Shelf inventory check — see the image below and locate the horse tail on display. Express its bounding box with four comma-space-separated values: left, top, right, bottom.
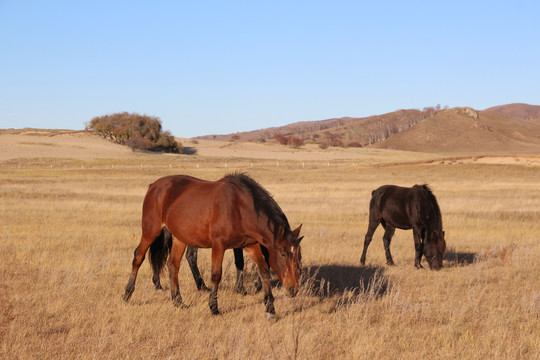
369, 187, 385, 212
149, 227, 172, 276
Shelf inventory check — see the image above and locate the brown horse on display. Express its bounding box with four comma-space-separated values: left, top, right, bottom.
123, 173, 303, 316
361, 185, 446, 270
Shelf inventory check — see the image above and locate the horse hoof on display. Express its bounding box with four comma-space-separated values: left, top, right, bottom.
172, 296, 184, 308
265, 313, 278, 322
122, 293, 132, 302
235, 286, 247, 295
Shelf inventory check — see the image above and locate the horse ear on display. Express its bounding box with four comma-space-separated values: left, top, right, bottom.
292, 224, 302, 237
297, 236, 304, 244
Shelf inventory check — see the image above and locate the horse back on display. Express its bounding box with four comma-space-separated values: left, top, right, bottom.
370, 184, 440, 230
369, 185, 410, 229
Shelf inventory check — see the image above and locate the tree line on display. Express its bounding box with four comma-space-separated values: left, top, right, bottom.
88, 112, 182, 153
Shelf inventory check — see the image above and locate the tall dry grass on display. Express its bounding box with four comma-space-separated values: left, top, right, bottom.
1, 156, 539, 359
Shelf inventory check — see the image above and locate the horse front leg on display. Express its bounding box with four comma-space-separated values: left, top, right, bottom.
209, 246, 225, 315
167, 239, 187, 307
382, 225, 396, 266
413, 229, 424, 269
244, 244, 276, 319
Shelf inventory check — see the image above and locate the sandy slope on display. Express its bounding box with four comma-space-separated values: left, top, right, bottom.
0, 130, 132, 161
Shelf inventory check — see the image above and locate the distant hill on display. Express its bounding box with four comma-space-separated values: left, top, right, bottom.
373, 107, 540, 154
197, 107, 440, 147
196, 103, 540, 154
484, 103, 540, 121
196, 116, 364, 142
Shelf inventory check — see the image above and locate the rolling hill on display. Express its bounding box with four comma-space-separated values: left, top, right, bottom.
196, 103, 540, 154
484, 103, 540, 121
197, 108, 439, 146
373, 107, 540, 154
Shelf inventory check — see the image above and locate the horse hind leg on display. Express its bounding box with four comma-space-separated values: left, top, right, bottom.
361, 217, 380, 265
383, 225, 396, 266
185, 246, 210, 291
123, 234, 156, 302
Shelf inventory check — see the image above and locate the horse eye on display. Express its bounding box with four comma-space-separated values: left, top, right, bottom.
280, 250, 286, 257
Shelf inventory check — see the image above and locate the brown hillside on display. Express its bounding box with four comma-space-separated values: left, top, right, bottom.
483, 103, 540, 121
195, 116, 363, 142
196, 108, 438, 148
373, 107, 540, 155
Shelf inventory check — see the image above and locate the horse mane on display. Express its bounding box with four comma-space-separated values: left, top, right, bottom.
418, 184, 442, 228
225, 173, 291, 240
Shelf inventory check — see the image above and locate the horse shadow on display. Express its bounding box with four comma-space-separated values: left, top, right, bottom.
444, 250, 477, 266
303, 264, 388, 299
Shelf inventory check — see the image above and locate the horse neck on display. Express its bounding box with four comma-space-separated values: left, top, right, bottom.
252, 211, 287, 247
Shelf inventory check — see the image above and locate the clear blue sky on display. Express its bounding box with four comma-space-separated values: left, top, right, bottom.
1, 1, 539, 138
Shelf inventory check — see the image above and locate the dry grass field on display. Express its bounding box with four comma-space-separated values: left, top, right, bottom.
1, 132, 539, 359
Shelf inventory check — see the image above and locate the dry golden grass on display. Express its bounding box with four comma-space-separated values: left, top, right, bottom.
1, 142, 539, 359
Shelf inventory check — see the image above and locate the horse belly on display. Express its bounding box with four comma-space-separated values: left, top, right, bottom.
163, 202, 215, 248
381, 204, 412, 230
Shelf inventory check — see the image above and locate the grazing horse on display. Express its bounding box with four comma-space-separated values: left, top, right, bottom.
361, 184, 446, 270
151, 227, 263, 294
123, 173, 303, 316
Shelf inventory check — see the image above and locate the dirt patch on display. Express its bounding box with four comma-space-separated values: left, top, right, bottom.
183, 139, 428, 161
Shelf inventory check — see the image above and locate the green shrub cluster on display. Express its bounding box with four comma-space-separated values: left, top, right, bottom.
88, 112, 182, 153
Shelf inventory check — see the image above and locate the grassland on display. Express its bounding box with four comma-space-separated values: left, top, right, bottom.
1, 141, 539, 359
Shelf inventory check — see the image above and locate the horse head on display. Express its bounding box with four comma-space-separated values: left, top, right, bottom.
424, 229, 446, 270
269, 224, 303, 297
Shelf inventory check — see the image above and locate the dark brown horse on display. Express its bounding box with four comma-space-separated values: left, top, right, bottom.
123, 173, 303, 316
361, 185, 446, 270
